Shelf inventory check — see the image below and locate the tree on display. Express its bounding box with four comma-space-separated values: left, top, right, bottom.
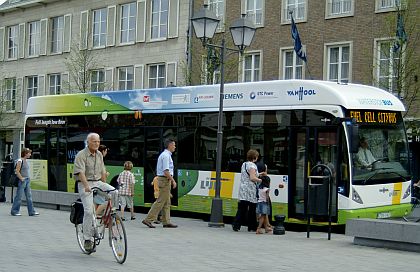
63, 27, 107, 93
189, 33, 244, 86
376, 0, 420, 118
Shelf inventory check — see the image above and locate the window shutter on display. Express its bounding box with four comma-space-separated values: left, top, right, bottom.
168, 0, 179, 38
0, 27, 4, 61
19, 23, 25, 59
166, 62, 177, 86
16, 77, 23, 112
107, 5, 116, 46
134, 65, 144, 89
63, 14, 72, 53
136, 0, 146, 42
38, 75, 45, 96
22, 77, 28, 112
105, 68, 114, 90
61, 73, 69, 94
80, 11, 89, 50
40, 19, 48, 55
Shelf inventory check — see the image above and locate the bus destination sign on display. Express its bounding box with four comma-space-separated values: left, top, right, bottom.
347, 110, 400, 125
27, 118, 66, 127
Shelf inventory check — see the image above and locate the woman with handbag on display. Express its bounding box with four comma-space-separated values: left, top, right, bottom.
232, 149, 262, 232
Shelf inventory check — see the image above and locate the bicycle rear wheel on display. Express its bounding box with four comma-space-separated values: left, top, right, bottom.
109, 213, 127, 264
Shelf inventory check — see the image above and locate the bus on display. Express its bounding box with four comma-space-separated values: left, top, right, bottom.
24, 80, 412, 225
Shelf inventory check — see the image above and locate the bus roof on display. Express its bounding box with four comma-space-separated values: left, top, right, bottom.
26, 80, 405, 116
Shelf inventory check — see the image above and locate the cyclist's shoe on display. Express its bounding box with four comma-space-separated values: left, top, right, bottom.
84, 240, 93, 251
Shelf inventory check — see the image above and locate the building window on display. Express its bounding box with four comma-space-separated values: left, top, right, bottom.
7, 25, 18, 59
93, 8, 107, 48
245, 0, 264, 26
4, 78, 17, 111
51, 16, 64, 53
326, 44, 350, 83
27, 76, 38, 99
283, 0, 307, 22
243, 53, 261, 82
151, 0, 169, 40
49, 74, 61, 95
282, 49, 303, 79
120, 2, 136, 43
375, 40, 400, 95
28, 21, 41, 56
91, 69, 105, 92
326, 0, 354, 18
148, 64, 166, 88
118, 66, 134, 90
209, 0, 225, 31
375, 0, 403, 12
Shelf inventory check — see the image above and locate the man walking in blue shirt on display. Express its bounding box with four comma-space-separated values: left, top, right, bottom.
142, 138, 178, 228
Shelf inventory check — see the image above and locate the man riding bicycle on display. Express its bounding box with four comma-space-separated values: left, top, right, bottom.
73, 133, 119, 252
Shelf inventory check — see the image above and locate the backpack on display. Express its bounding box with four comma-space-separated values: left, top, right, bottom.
9, 159, 21, 187
70, 199, 84, 225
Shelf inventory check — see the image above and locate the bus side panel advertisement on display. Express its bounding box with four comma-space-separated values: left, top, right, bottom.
28, 159, 48, 190
176, 169, 288, 216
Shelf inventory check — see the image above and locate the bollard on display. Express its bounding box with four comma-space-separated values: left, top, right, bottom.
273, 214, 285, 235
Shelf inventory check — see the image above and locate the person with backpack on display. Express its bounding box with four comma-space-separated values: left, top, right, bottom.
10, 148, 39, 216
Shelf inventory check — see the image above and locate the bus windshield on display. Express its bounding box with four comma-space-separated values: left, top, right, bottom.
351, 124, 410, 185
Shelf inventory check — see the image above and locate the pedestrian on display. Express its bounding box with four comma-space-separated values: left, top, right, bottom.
118, 161, 136, 221
232, 149, 262, 232
73, 132, 119, 252
256, 175, 272, 234
10, 148, 40, 216
256, 161, 273, 229
142, 138, 178, 228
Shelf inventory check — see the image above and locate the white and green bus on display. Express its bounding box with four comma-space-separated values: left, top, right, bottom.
25, 80, 412, 224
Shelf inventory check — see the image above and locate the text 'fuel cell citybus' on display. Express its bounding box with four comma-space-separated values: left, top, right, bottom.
24, 80, 412, 225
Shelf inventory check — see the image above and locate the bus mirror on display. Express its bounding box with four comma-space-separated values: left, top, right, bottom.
349, 124, 359, 153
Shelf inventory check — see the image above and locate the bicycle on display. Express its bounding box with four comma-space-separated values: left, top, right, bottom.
75, 187, 128, 264
402, 185, 420, 223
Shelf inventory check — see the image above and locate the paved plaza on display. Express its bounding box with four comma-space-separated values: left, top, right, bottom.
0, 202, 418, 272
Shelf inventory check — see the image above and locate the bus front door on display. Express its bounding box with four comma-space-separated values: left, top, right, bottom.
288, 127, 338, 221
143, 128, 178, 206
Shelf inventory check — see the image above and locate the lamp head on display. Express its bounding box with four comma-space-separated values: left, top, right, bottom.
229, 14, 256, 54
191, 4, 220, 46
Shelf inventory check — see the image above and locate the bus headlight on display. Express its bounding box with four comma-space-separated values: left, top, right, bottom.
402, 186, 411, 199
352, 188, 363, 204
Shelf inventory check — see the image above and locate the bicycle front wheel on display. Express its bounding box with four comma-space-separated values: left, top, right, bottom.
109, 214, 127, 264
75, 224, 89, 254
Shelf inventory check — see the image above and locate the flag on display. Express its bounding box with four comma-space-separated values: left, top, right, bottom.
291, 15, 307, 62
393, 13, 407, 52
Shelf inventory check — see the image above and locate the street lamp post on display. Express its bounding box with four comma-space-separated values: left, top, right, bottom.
191, 4, 256, 227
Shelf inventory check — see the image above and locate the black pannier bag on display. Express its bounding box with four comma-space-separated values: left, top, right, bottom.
70, 199, 84, 225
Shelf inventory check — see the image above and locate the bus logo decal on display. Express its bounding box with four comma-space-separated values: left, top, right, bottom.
379, 187, 389, 193
143, 96, 150, 102
287, 87, 316, 101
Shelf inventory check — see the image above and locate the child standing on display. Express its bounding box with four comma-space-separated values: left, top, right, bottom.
256, 175, 271, 234
117, 161, 136, 221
